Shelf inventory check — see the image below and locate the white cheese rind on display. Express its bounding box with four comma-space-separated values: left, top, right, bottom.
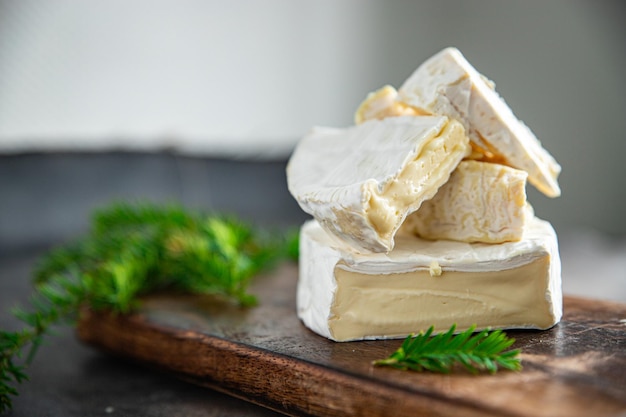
287, 116, 469, 253
398, 47, 561, 198
297, 217, 562, 342
401, 160, 529, 243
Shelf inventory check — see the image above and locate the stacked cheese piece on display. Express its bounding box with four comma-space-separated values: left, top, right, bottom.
287, 47, 562, 342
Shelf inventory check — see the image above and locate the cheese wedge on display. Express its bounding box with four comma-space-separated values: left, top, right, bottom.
287, 116, 470, 253
354, 85, 427, 124
398, 47, 561, 198
354, 86, 507, 166
297, 217, 562, 342
401, 160, 529, 243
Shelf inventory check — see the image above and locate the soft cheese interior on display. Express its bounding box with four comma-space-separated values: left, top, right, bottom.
298, 218, 562, 342
401, 160, 529, 243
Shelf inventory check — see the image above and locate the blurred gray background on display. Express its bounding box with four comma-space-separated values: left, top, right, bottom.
1, 0, 625, 301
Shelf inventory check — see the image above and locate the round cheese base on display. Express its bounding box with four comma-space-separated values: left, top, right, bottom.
297, 217, 562, 342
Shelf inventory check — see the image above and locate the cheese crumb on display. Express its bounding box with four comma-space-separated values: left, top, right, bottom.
429, 261, 442, 277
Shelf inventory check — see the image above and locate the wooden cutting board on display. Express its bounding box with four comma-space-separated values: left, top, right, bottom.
77, 263, 626, 417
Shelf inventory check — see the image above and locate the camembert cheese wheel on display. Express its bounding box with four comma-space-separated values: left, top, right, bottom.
297, 216, 562, 342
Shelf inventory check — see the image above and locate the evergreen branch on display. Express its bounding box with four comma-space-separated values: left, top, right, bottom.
1, 201, 294, 413
373, 324, 522, 374
1, 273, 85, 412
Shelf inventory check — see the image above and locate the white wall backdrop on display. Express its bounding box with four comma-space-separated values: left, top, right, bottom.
1, 0, 625, 235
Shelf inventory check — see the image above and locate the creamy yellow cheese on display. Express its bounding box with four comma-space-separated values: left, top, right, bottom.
401, 160, 529, 243
287, 115, 470, 253
364, 119, 469, 241
354, 85, 427, 124
297, 217, 562, 342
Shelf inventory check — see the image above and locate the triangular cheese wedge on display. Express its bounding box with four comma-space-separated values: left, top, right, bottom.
287, 116, 470, 253
398, 47, 561, 197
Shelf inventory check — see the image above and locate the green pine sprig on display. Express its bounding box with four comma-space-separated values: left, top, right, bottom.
1, 202, 295, 413
1, 274, 86, 412
373, 324, 522, 374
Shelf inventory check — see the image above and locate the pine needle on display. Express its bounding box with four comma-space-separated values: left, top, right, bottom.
0, 201, 293, 412
373, 324, 522, 374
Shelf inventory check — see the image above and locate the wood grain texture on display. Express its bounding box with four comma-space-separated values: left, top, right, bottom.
77, 263, 626, 417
